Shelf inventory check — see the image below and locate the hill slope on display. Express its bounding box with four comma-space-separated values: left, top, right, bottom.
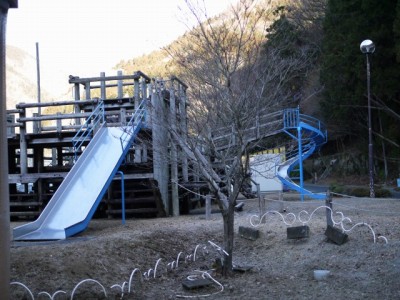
6, 45, 70, 109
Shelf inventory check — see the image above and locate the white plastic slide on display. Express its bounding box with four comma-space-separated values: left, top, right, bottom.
13, 125, 137, 240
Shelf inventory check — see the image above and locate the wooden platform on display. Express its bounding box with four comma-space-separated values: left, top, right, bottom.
6, 71, 184, 220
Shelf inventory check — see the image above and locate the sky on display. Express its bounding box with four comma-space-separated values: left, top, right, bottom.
7, 0, 237, 80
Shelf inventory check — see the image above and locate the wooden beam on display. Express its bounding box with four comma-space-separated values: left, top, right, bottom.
16, 99, 97, 109
8, 172, 68, 183
68, 71, 151, 85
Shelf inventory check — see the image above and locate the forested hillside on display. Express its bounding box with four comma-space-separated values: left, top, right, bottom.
320, 0, 400, 182
6, 1, 399, 182
6, 45, 70, 109
115, 0, 325, 119
114, 0, 400, 183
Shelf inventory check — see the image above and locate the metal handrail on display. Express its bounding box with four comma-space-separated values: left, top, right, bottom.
211, 110, 283, 151
119, 99, 146, 148
283, 108, 326, 135
282, 108, 327, 161
72, 100, 105, 160
283, 108, 299, 128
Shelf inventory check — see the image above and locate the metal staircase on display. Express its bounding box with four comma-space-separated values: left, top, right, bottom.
277, 108, 327, 200
210, 107, 328, 200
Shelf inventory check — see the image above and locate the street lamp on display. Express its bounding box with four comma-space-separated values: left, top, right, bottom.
360, 39, 375, 198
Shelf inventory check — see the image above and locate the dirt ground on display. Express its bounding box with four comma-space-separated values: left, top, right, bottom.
9, 194, 400, 299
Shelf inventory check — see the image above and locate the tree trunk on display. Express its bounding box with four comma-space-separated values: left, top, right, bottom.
222, 201, 235, 277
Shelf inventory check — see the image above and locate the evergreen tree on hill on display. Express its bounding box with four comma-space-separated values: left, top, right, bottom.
321, 0, 400, 139
320, 0, 400, 179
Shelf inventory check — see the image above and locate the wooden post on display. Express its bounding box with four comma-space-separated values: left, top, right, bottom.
205, 194, 211, 220
133, 76, 141, 161
57, 146, 63, 167
34, 146, 43, 173
142, 143, 148, 162
0, 2, 17, 297
19, 108, 28, 175
120, 108, 126, 126
56, 112, 62, 133
73, 82, 81, 126
134, 145, 142, 163
107, 185, 113, 219
117, 70, 123, 99
37, 178, 44, 212
35, 147, 43, 213
50, 147, 56, 166
326, 189, 333, 227
257, 183, 265, 223
141, 77, 147, 99
134, 76, 139, 108
179, 84, 189, 182
84, 82, 91, 100
151, 84, 169, 214
6, 114, 14, 137
170, 82, 179, 216
74, 82, 80, 101
32, 112, 39, 133
100, 72, 106, 100
142, 78, 150, 125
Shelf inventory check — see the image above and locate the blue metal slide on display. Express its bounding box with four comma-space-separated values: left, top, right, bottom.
13, 101, 145, 240
276, 108, 327, 200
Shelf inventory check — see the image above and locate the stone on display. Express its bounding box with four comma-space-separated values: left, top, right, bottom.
233, 265, 253, 272
238, 226, 259, 240
182, 278, 212, 290
287, 225, 310, 239
325, 225, 348, 245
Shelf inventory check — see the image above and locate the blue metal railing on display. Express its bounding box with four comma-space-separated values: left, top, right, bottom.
72, 100, 105, 161
283, 108, 327, 144
119, 99, 146, 149
283, 108, 299, 128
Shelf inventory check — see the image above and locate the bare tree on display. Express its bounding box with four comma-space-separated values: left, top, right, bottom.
165, 0, 315, 275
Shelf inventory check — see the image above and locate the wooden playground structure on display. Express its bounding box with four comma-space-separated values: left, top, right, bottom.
6, 69, 328, 223
6, 71, 192, 220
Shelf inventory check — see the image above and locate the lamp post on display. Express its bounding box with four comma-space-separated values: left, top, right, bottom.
360, 39, 375, 198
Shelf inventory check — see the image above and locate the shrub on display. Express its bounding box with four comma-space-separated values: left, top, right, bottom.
348, 187, 369, 197
329, 184, 345, 194
329, 185, 391, 198
374, 188, 392, 198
